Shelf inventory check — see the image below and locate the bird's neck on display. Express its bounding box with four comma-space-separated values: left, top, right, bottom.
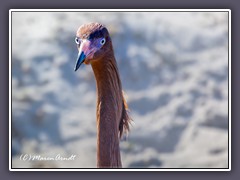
91, 54, 123, 168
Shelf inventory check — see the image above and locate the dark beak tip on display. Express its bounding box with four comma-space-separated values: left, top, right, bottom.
74, 65, 79, 72
74, 65, 81, 72
74, 51, 86, 72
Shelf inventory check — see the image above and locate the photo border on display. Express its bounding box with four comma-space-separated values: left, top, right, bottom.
9, 9, 231, 172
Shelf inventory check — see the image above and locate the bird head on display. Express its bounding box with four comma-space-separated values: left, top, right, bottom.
74, 22, 111, 71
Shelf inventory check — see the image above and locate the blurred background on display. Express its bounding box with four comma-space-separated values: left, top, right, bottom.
11, 11, 229, 168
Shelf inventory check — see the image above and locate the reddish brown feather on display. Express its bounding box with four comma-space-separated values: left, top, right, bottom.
76, 22, 132, 168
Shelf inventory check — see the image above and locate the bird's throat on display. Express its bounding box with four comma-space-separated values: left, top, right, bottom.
91, 56, 123, 168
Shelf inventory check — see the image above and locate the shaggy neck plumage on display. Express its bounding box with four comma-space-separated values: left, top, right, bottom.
91, 49, 123, 168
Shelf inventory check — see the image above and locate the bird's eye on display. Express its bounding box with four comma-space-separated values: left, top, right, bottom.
100, 38, 106, 45
75, 37, 80, 45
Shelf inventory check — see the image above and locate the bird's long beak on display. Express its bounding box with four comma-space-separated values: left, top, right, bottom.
75, 51, 86, 71
75, 39, 95, 71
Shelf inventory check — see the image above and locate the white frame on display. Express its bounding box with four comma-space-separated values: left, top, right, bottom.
9, 9, 231, 171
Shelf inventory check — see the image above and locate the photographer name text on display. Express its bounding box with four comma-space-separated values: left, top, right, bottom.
19, 154, 77, 161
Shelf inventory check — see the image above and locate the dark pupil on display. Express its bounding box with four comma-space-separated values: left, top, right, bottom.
101, 39, 104, 43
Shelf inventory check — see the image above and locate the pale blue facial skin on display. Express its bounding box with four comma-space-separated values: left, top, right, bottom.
75, 37, 106, 71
